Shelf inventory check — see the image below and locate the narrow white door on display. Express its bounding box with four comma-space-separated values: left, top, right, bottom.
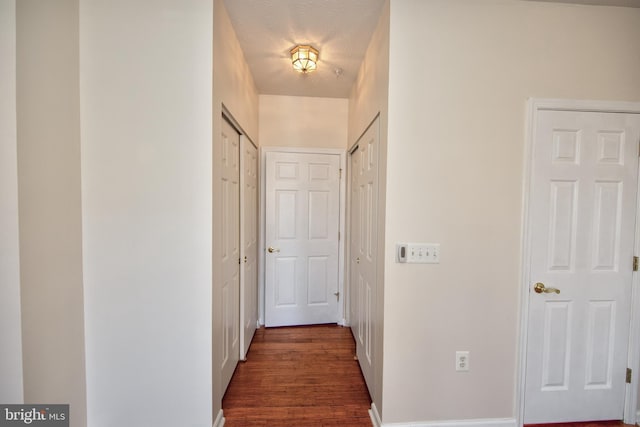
220, 117, 240, 393
524, 110, 640, 423
349, 119, 379, 397
265, 152, 341, 327
240, 138, 258, 360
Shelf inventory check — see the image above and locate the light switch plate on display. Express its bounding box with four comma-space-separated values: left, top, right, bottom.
405, 243, 440, 264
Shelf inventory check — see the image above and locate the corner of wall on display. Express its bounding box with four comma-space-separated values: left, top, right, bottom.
0, 0, 24, 404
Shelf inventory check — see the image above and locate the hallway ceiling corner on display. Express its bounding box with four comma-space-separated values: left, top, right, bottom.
223, 0, 386, 99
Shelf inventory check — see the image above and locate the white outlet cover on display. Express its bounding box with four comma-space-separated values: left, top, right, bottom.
455, 351, 470, 372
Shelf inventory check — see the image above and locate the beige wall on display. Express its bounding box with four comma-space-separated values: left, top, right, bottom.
79, 1, 214, 426
214, 0, 259, 144
259, 95, 348, 149
212, 0, 259, 418
0, 0, 23, 404
348, 0, 390, 416
382, 0, 640, 423
16, 1, 87, 424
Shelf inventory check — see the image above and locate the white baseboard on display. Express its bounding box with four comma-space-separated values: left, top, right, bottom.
370, 403, 382, 426
373, 413, 516, 427
213, 409, 225, 427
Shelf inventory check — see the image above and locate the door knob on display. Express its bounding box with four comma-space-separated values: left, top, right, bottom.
267, 246, 280, 253
534, 282, 560, 294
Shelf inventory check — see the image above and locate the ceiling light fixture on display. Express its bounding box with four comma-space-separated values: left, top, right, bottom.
290, 45, 319, 73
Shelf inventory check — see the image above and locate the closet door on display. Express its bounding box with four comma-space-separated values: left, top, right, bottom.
349, 118, 379, 396
220, 117, 240, 393
240, 137, 258, 360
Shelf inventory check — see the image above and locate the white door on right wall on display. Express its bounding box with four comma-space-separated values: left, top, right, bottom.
349, 118, 379, 398
524, 110, 640, 423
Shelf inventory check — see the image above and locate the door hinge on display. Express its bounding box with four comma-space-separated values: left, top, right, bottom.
627, 368, 633, 383
339, 168, 342, 179
338, 231, 340, 241
634, 256, 639, 272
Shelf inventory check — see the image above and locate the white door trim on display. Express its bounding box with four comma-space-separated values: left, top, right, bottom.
517, 99, 640, 426
259, 146, 346, 326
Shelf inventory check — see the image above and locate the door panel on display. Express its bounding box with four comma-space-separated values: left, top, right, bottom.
240, 138, 258, 360
349, 118, 379, 398
220, 118, 240, 393
524, 110, 640, 423
265, 152, 341, 327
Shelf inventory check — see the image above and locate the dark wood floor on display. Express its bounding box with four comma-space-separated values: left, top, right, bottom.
222, 324, 372, 426
223, 328, 634, 427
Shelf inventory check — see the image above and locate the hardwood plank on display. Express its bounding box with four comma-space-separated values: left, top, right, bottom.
222, 324, 372, 426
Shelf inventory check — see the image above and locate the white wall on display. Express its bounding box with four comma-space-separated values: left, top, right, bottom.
259, 95, 348, 149
16, 2, 87, 425
382, 0, 640, 423
212, 0, 259, 417
348, 0, 390, 417
0, 0, 23, 404
80, 1, 213, 426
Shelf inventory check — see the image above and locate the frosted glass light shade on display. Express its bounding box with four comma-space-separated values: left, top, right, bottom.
290, 45, 319, 73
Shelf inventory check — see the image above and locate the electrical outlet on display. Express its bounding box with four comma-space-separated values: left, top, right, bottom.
456, 351, 470, 372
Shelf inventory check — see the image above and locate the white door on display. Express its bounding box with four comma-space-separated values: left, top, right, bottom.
240, 138, 258, 360
524, 110, 640, 423
349, 119, 379, 397
220, 117, 240, 393
265, 151, 341, 327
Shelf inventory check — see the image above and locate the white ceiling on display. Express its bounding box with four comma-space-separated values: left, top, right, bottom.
224, 0, 640, 100
530, 0, 640, 6
223, 0, 386, 99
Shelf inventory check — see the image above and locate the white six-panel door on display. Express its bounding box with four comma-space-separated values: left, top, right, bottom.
264, 152, 341, 327
240, 138, 258, 360
525, 110, 640, 423
220, 118, 241, 393
349, 119, 379, 397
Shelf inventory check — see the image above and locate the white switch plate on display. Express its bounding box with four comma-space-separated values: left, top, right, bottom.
406, 243, 440, 264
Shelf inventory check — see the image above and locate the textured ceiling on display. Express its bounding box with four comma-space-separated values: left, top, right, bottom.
224, 0, 640, 99
530, 0, 640, 6
223, 0, 386, 99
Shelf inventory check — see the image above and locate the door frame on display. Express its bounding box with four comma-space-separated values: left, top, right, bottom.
259, 147, 347, 326
517, 99, 640, 426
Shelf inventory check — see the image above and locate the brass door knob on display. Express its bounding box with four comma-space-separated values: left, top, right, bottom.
534, 282, 560, 294
267, 246, 280, 253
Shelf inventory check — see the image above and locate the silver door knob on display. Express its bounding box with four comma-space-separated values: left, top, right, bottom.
267, 246, 280, 253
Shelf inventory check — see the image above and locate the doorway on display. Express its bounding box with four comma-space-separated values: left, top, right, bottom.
520, 100, 640, 424
261, 148, 346, 327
